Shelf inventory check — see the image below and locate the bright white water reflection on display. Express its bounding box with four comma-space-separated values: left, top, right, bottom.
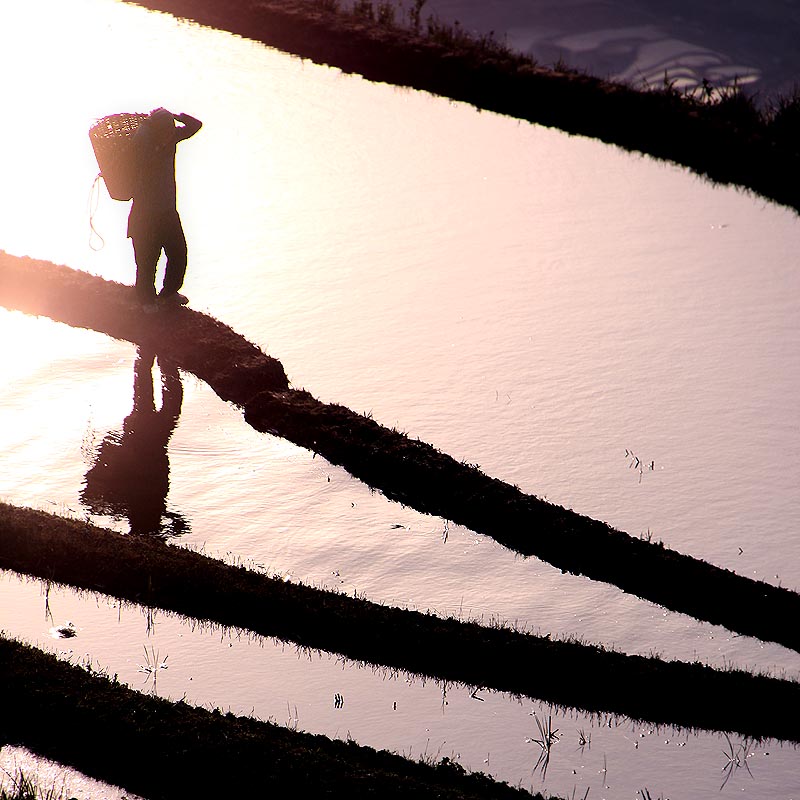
1, 1, 799, 798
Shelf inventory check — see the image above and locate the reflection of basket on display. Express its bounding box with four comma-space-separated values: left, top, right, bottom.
89, 112, 148, 201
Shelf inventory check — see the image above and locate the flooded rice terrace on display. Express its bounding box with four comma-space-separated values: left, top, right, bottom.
1, 0, 800, 797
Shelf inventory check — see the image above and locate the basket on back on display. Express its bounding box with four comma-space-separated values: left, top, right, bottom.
89, 112, 148, 201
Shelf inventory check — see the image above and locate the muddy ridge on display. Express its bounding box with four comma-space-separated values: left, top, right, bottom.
0, 253, 288, 400
0, 635, 538, 800
3, 251, 800, 657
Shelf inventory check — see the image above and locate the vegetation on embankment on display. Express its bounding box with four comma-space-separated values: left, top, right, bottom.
4, 251, 800, 657
0, 770, 67, 800
124, 0, 800, 214
4, 500, 800, 745
0, 635, 539, 800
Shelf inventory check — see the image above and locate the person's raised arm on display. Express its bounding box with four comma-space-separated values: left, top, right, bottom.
173, 112, 202, 142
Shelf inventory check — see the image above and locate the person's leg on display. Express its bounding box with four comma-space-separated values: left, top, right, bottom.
160, 213, 188, 298
131, 233, 161, 304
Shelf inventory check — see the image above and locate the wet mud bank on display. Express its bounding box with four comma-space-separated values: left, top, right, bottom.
3, 501, 800, 744
3, 251, 800, 657
244, 389, 800, 653
0, 253, 288, 401
0, 636, 535, 800
125, 0, 800, 214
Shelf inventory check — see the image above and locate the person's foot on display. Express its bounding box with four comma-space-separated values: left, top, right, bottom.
133, 286, 158, 311
157, 291, 189, 306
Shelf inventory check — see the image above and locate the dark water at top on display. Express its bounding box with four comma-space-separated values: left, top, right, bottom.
413, 0, 800, 97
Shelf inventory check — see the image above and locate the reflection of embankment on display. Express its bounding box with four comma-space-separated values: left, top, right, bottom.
0, 636, 530, 800
2, 500, 800, 745
3, 253, 798, 655
124, 0, 800, 214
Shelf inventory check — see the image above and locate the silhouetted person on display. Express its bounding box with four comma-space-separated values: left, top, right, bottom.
128, 107, 202, 311
81, 347, 188, 537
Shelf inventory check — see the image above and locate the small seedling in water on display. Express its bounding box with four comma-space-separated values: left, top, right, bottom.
139, 645, 169, 672
526, 713, 560, 778
286, 703, 300, 731
138, 645, 169, 690
625, 448, 656, 483
720, 733, 754, 790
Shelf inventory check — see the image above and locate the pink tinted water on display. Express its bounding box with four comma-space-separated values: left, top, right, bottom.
0, 1, 799, 798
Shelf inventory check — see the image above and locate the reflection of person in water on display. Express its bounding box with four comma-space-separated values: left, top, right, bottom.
81, 347, 189, 537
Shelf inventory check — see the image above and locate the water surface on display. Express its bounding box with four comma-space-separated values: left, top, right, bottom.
1, 1, 799, 798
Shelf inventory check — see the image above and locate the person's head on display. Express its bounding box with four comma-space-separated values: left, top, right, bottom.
147, 107, 175, 138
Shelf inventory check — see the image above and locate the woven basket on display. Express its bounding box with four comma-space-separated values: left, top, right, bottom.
89, 112, 149, 201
